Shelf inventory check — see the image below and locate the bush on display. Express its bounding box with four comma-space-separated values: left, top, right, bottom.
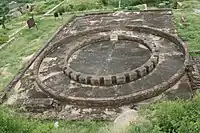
129, 93, 200, 133
0, 107, 53, 133
63, 0, 103, 11
61, 0, 176, 12
34, 0, 62, 15
0, 31, 9, 45
34, 2, 48, 15
100, 0, 109, 6
0, 106, 108, 133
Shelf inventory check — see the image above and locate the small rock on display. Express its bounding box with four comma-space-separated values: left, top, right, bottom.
194, 9, 200, 14
22, 54, 34, 64
113, 109, 147, 132
177, 2, 183, 8
158, 3, 166, 8
14, 81, 21, 92
64, 105, 73, 111
54, 121, 59, 128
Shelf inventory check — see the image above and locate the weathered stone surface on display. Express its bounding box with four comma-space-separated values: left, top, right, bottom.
23, 98, 59, 112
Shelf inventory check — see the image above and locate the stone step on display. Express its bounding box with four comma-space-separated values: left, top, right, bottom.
23, 98, 59, 112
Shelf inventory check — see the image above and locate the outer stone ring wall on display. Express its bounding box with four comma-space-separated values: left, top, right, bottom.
63, 34, 159, 86
33, 25, 189, 107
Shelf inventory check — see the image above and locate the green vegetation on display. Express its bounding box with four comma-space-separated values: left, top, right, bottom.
0, 107, 52, 133
56, 0, 177, 13
128, 93, 200, 133
0, 0, 62, 35
0, 2, 10, 29
174, 0, 200, 51
33, 0, 63, 15
0, 30, 9, 45
0, 14, 74, 91
0, 107, 107, 133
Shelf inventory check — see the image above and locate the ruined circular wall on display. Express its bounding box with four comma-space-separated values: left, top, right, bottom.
33, 26, 188, 107
63, 35, 159, 86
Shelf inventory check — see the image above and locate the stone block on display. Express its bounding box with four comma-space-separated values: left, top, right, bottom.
86, 76, 92, 84
104, 76, 112, 86
64, 68, 72, 77
79, 75, 86, 84
136, 67, 147, 77
129, 71, 138, 81
145, 61, 154, 73
91, 77, 100, 86
141, 67, 147, 76
70, 72, 80, 81
154, 47, 159, 52
117, 76, 126, 84
151, 56, 159, 65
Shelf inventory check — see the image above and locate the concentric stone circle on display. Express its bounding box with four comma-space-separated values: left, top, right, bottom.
63, 34, 159, 86
33, 25, 188, 107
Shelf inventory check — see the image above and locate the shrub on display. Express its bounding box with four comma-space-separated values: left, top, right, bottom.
57, 3, 73, 12
34, 2, 48, 15
100, 0, 109, 6
64, 0, 103, 11
0, 107, 53, 133
60, 0, 179, 12
129, 93, 200, 133
107, 0, 119, 8
0, 31, 9, 45
34, 0, 62, 15
0, 107, 107, 133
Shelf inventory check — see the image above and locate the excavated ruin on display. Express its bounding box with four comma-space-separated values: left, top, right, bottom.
2, 9, 194, 120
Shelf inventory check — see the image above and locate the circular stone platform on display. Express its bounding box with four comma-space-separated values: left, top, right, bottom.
33, 26, 188, 107
63, 35, 159, 86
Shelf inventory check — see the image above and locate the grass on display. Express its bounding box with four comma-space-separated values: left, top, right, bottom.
0, 14, 30, 39
33, 0, 62, 15
0, 14, 74, 91
0, 0, 61, 37
127, 93, 200, 133
0, 107, 107, 133
173, 0, 200, 51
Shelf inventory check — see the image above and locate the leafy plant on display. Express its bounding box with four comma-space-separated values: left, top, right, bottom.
0, 107, 53, 133
0, 3, 9, 29
0, 34, 9, 45
128, 93, 200, 133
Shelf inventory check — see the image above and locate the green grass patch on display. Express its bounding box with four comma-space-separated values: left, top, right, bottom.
0, 107, 107, 133
173, 0, 200, 51
128, 93, 200, 133
0, 18, 25, 37
0, 14, 74, 91
0, 13, 42, 38
0, 107, 53, 133
33, 0, 63, 15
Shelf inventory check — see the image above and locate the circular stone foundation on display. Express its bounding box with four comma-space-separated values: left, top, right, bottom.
63, 35, 159, 86
33, 26, 188, 107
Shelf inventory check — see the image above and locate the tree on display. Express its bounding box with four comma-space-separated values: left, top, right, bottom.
0, 3, 9, 29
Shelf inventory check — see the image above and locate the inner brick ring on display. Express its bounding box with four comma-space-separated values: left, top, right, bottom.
63, 34, 159, 86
